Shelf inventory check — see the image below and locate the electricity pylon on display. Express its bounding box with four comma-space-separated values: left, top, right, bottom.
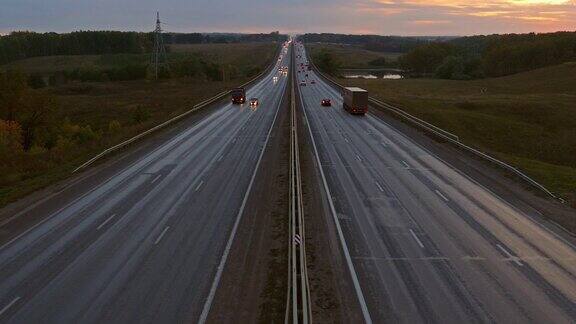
151, 12, 168, 80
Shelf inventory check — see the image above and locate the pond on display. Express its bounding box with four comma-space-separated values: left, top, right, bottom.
341, 69, 404, 80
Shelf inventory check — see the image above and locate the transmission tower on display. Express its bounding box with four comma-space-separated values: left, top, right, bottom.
151, 12, 168, 80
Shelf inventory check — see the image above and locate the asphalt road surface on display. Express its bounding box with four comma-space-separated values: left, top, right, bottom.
0, 46, 291, 323
295, 43, 576, 323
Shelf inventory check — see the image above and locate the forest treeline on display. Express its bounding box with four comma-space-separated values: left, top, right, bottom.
399, 32, 576, 79
0, 31, 286, 65
0, 31, 152, 65
306, 31, 576, 79
301, 33, 440, 53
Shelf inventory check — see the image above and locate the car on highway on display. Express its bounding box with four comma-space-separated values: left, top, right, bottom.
249, 97, 259, 106
273, 76, 278, 83
321, 99, 331, 106
311, 80, 316, 84
299, 81, 306, 86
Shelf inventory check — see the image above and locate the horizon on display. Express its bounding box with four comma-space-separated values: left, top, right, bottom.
1, 0, 575, 37
1, 29, 575, 38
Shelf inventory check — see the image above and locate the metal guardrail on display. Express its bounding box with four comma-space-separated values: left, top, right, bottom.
286, 47, 312, 324
369, 98, 459, 142
72, 44, 283, 173
303, 43, 564, 203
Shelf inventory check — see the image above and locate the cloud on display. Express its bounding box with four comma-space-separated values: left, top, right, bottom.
0, 0, 574, 36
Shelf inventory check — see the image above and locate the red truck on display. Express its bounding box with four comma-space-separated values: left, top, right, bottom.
342, 87, 368, 115
230, 87, 246, 104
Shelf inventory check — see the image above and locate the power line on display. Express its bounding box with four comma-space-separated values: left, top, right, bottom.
151, 11, 168, 80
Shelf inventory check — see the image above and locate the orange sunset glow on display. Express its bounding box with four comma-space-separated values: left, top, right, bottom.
342, 0, 576, 34
0, 0, 574, 35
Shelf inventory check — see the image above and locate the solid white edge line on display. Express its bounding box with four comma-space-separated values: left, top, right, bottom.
154, 226, 170, 245
435, 189, 450, 202
96, 213, 117, 231
0, 296, 21, 317
195, 181, 204, 192
151, 174, 162, 184
298, 57, 373, 323
306, 40, 576, 274
409, 229, 425, 249
197, 52, 288, 324
375, 181, 385, 193
496, 244, 523, 266
360, 95, 576, 250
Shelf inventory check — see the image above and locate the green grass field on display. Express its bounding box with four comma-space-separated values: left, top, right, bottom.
169, 43, 276, 66
340, 62, 576, 203
307, 43, 401, 69
1, 42, 277, 74
0, 43, 277, 208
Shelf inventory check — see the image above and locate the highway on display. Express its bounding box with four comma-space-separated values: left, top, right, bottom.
0, 45, 291, 323
295, 43, 576, 323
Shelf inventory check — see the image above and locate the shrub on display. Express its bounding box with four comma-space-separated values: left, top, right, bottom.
28, 73, 46, 89
171, 56, 202, 78
369, 57, 387, 66
75, 125, 98, 144
28, 145, 48, 155
108, 120, 121, 133
131, 106, 151, 124
202, 62, 223, 81
61, 120, 99, 144
51, 136, 76, 159
0, 119, 23, 154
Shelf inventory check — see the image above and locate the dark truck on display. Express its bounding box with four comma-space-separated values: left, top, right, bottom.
342, 87, 368, 115
230, 87, 246, 104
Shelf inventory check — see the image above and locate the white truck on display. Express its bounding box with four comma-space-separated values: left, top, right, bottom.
342, 87, 368, 115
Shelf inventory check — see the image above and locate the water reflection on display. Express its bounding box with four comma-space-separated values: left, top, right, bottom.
343, 73, 403, 80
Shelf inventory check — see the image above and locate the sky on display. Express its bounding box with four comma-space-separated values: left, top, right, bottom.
0, 0, 575, 36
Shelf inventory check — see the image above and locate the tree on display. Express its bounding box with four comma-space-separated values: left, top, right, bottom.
19, 92, 58, 150
399, 43, 454, 74
314, 49, 341, 76
0, 70, 58, 150
0, 120, 23, 155
435, 56, 466, 79
0, 70, 29, 121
